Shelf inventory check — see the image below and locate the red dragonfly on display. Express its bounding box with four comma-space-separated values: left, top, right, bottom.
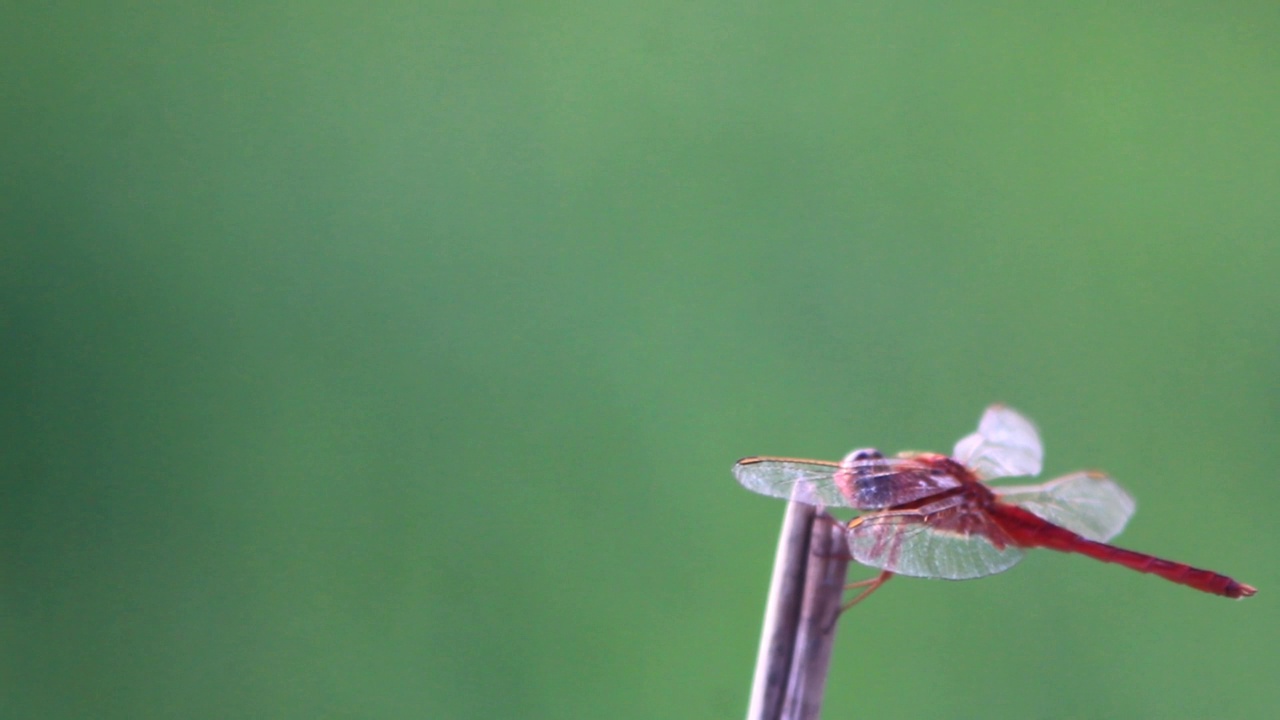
735, 405, 1255, 606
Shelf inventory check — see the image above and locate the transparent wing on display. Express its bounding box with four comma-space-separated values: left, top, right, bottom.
733, 457, 848, 506
952, 404, 1043, 479
994, 471, 1135, 542
846, 496, 1026, 579
733, 455, 964, 510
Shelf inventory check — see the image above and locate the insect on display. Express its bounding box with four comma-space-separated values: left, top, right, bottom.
734, 405, 1255, 606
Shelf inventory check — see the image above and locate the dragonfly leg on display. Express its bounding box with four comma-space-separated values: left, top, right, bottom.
840, 570, 893, 613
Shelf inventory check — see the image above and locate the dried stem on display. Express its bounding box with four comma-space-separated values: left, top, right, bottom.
746, 502, 851, 720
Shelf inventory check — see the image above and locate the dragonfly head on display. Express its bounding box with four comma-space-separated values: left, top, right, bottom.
841, 448, 883, 464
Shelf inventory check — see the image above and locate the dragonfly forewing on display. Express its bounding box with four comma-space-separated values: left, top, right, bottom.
952, 404, 1044, 480
734, 455, 964, 510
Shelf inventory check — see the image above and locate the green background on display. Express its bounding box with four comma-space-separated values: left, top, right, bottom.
3, 3, 1278, 718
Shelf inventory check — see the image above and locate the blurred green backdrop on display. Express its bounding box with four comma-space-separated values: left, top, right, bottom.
3, 3, 1278, 718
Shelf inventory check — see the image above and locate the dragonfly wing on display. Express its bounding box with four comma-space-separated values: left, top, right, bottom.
994, 471, 1135, 542
846, 498, 1026, 580
734, 456, 963, 509
952, 404, 1043, 479
733, 457, 851, 507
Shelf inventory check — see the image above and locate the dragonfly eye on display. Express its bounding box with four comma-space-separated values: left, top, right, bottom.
842, 448, 884, 464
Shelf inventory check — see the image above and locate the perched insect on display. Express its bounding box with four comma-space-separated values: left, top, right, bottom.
734, 405, 1255, 606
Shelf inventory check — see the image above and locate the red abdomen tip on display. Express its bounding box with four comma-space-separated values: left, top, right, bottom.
1232, 583, 1257, 599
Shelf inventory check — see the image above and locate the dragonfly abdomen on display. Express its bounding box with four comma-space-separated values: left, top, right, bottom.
992, 504, 1256, 599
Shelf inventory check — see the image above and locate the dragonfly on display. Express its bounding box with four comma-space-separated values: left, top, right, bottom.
734, 405, 1255, 606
